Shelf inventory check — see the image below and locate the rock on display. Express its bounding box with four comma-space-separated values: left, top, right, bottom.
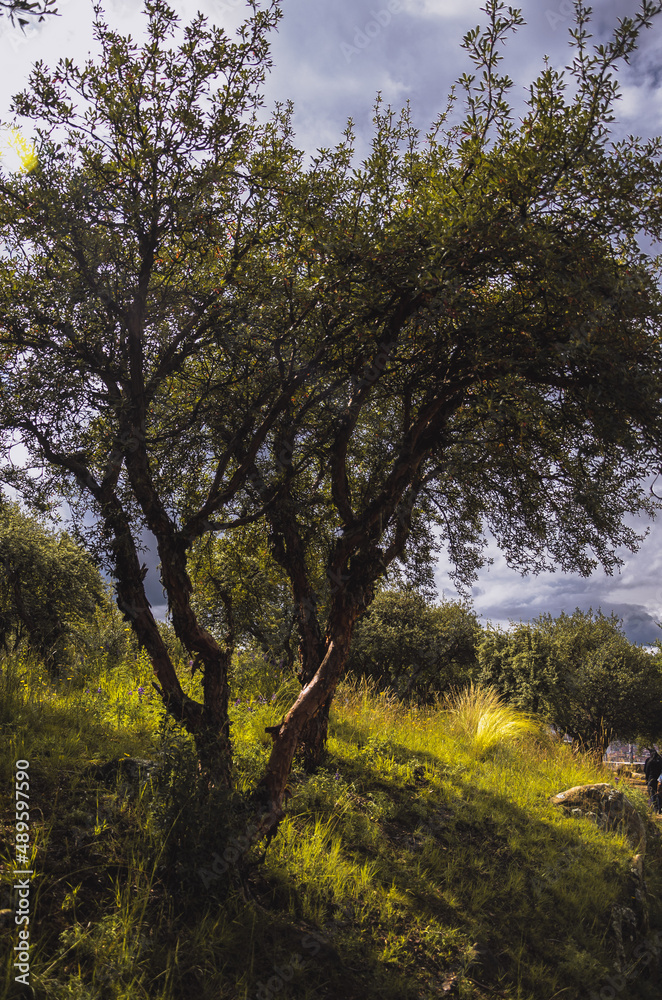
551, 790, 656, 977
610, 904, 639, 973
87, 757, 160, 789
549, 784, 646, 853
626, 853, 649, 932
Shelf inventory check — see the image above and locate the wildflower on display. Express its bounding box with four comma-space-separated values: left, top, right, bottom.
258, 695, 266, 705
334, 771, 341, 780
128, 689, 133, 695
271, 693, 277, 702
97, 687, 102, 693
234, 698, 241, 707
137, 686, 144, 697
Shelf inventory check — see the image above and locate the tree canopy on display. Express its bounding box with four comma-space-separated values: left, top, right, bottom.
477, 609, 662, 748
347, 587, 480, 702
189, 522, 297, 669
0, 500, 108, 675
2, 0, 662, 825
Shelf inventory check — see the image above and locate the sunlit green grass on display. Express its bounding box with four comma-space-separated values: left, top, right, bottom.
1, 653, 660, 1000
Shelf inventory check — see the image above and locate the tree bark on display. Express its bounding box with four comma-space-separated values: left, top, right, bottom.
155, 531, 232, 784
123, 437, 233, 785
255, 606, 357, 829
297, 693, 333, 771
102, 493, 233, 784
266, 500, 328, 769
295, 600, 328, 770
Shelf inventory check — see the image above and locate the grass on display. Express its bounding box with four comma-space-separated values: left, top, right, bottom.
1, 652, 661, 1000
445, 683, 542, 758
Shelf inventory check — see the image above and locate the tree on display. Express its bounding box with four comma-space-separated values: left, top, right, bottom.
347, 587, 479, 702
477, 609, 662, 749
244, 1, 662, 817
0, 501, 108, 675
189, 522, 298, 669
2, 0, 662, 832
0, 0, 308, 782
0, 0, 377, 785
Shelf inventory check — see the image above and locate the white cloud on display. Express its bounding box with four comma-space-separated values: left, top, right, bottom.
399, 0, 479, 18
435, 517, 662, 644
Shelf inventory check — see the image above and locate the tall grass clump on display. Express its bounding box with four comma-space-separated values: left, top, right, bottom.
446, 683, 541, 758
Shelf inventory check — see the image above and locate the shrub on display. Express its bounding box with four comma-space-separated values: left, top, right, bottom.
347, 588, 480, 702
0, 501, 110, 677
477, 609, 662, 749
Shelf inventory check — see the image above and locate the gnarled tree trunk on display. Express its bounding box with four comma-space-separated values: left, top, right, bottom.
103, 493, 232, 786
255, 607, 357, 831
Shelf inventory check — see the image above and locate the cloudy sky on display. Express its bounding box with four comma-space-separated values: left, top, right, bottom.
2, 0, 662, 641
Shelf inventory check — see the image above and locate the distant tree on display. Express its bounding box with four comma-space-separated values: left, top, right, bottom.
0, 501, 108, 676
477, 609, 662, 749
189, 523, 298, 671
347, 588, 480, 702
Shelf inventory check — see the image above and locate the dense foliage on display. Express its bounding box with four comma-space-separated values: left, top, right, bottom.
189, 523, 298, 669
347, 588, 479, 701
0, 501, 115, 675
477, 609, 662, 748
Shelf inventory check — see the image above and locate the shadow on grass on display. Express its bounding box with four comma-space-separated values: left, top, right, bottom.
4, 694, 662, 1000
247, 745, 657, 1000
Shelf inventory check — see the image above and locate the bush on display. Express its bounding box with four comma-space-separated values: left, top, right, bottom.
347, 588, 480, 702
0, 501, 110, 677
229, 646, 291, 702
445, 683, 541, 758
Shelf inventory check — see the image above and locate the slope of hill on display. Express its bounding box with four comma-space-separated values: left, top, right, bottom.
1, 651, 661, 1000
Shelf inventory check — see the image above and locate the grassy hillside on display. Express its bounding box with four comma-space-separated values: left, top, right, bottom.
1, 649, 661, 1000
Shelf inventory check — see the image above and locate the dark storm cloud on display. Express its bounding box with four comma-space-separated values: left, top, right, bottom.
435, 516, 662, 645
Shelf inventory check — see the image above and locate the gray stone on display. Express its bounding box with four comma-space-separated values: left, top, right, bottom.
549, 783, 646, 853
